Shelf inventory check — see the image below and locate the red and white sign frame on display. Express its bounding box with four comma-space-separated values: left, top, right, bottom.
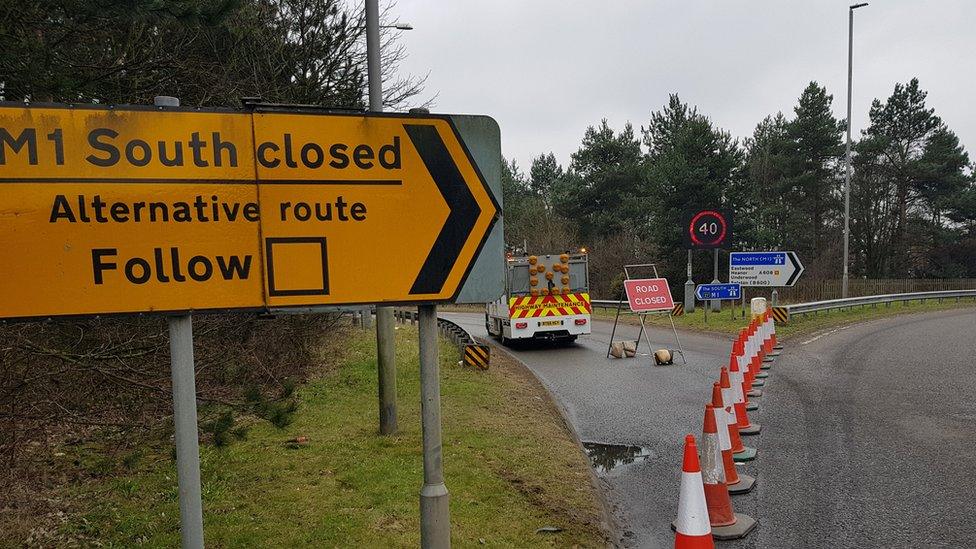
624, 278, 674, 313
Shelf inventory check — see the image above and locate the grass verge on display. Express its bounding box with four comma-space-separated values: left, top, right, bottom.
592, 298, 976, 339
36, 325, 605, 547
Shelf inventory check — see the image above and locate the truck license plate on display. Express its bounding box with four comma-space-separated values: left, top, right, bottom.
540, 320, 562, 326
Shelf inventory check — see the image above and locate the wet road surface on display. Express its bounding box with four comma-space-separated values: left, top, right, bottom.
442, 308, 976, 548
441, 311, 735, 547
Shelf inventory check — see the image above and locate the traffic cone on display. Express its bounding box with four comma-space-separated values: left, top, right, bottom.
699, 406, 758, 540
754, 315, 771, 377
707, 402, 755, 495
672, 435, 714, 549
723, 367, 760, 435
729, 349, 759, 412
737, 334, 763, 397
700, 405, 735, 528
745, 322, 764, 382
712, 382, 755, 462
762, 312, 775, 363
729, 352, 757, 412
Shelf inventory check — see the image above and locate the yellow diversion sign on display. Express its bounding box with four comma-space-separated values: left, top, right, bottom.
0, 105, 500, 319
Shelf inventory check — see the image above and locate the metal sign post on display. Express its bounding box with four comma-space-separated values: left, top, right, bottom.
169, 313, 205, 549
684, 250, 695, 314
710, 249, 721, 312
154, 96, 205, 549
418, 304, 450, 547
365, 0, 398, 437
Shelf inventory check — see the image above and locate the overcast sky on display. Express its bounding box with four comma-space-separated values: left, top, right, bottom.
396, 0, 974, 172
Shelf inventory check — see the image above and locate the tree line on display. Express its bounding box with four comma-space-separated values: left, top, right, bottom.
1, 0, 424, 109
502, 80, 975, 297
0, 0, 423, 474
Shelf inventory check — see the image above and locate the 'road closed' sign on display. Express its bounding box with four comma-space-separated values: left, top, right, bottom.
624, 278, 674, 313
0, 104, 501, 319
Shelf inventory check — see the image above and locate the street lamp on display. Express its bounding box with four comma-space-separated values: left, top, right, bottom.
365, 15, 414, 112
367, 5, 414, 437
842, 2, 868, 299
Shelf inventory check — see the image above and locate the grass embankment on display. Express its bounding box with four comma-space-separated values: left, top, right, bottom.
593, 298, 976, 339
46, 326, 606, 547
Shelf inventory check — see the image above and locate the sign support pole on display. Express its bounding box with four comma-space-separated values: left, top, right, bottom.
366, 0, 398, 436
169, 313, 205, 549
153, 95, 204, 549
710, 249, 721, 312
684, 250, 695, 314
418, 304, 451, 547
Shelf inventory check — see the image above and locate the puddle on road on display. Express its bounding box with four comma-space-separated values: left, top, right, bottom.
582, 442, 654, 474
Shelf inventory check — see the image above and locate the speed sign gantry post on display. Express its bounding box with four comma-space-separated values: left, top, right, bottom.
682, 209, 733, 314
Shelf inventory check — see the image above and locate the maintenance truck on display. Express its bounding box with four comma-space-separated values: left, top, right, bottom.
485, 252, 591, 344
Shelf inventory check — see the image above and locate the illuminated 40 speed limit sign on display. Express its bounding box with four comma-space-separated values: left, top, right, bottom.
682, 209, 732, 249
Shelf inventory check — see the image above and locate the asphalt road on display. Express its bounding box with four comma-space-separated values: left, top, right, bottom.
441, 311, 736, 547
442, 307, 976, 548
729, 307, 976, 549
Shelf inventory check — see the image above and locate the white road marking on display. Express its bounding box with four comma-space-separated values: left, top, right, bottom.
800, 324, 853, 345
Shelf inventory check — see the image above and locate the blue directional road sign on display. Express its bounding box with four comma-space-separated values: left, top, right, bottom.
696, 283, 742, 301
728, 251, 804, 287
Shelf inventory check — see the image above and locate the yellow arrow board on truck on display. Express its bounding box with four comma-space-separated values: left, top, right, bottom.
0, 104, 500, 319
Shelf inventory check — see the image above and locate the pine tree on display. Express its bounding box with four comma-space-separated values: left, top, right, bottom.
556, 120, 645, 240
642, 95, 743, 282
529, 153, 565, 213
742, 113, 792, 249
785, 82, 844, 266
862, 78, 943, 275
0, 0, 424, 109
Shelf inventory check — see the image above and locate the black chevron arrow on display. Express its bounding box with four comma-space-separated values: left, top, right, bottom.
785, 252, 804, 286
404, 124, 482, 295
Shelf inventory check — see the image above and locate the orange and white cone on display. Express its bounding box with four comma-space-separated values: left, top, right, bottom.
712, 382, 755, 462
755, 318, 772, 377
729, 352, 758, 411
672, 435, 714, 549
748, 323, 766, 385
699, 406, 758, 539
763, 311, 772, 343
700, 405, 735, 527
723, 367, 760, 435
707, 402, 755, 494
761, 310, 779, 370
736, 336, 762, 398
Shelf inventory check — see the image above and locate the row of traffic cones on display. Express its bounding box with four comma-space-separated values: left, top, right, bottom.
673, 311, 781, 547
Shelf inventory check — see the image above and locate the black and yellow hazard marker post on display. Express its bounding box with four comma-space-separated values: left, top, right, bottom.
672, 303, 684, 316
463, 344, 491, 370
771, 306, 789, 323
